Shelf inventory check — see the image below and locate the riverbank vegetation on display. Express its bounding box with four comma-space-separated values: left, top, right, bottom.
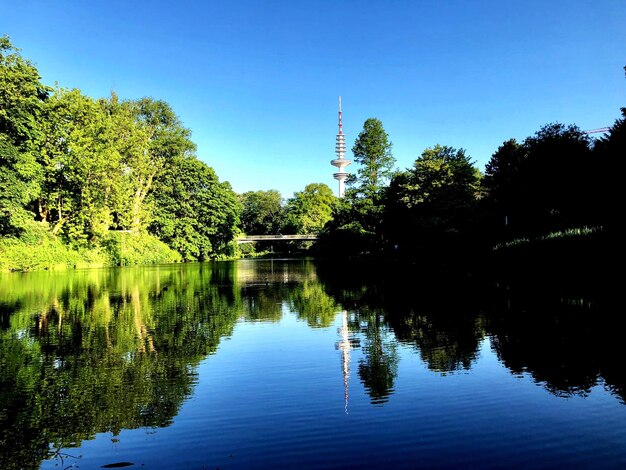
1, 37, 241, 270
2, 35, 623, 270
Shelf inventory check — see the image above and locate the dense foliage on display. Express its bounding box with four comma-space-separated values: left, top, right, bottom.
384, 144, 480, 254
0, 37, 238, 268
238, 184, 336, 236
283, 183, 336, 234
349, 117, 395, 199
148, 155, 241, 260
0, 36, 49, 236
239, 189, 285, 235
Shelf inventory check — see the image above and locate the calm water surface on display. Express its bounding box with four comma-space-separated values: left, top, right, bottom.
0, 259, 624, 469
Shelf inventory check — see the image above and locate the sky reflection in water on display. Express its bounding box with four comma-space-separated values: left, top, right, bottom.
1, 259, 625, 469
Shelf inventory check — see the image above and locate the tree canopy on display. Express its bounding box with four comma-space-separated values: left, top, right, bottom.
0, 36, 49, 235
0, 36, 239, 263
383, 144, 480, 254
349, 117, 395, 200
283, 183, 336, 234
149, 155, 241, 260
239, 190, 285, 234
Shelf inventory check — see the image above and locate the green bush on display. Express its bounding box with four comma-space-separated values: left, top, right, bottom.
0, 221, 84, 271
101, 231, 182, 266
0, 223, 182, 271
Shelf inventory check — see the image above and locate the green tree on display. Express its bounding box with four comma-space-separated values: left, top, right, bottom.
349, 118, 395, 200
122, 98, 196, 232
239, 190, 285, 234
0, 36, 49, 234
283, 183, 336, 234
38, 89, 125, 245
148, 155, 241, 260
385, 144, 480, 252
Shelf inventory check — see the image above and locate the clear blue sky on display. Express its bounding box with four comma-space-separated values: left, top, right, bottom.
3, 0, 625, 199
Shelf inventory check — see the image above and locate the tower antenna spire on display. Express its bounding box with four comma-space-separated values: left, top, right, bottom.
339, 96, 343, 133
331, 96, 351, 197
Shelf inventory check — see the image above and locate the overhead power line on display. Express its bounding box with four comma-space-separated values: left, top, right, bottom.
583, 127, 610, 134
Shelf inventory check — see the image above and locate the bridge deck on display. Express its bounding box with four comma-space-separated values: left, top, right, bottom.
236, 234, 318, 243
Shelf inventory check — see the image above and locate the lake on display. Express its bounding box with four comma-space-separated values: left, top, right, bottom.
1, 259, 625, 469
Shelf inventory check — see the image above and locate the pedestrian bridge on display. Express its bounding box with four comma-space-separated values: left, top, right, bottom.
236, 234, 318, 244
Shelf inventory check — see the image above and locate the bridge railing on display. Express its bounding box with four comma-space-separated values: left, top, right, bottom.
236, 234, 318, 243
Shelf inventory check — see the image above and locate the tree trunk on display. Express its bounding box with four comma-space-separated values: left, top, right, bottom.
38, 197, 48, 222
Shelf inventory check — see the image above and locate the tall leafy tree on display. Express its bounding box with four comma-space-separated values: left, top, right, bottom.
123, 98, 196, 232
148, 155, 241, 260
482, 124, 593, 238
38, 89, 125, 245
0, 36, 49, 234
349, 118, 395, 200
319, 119, 395, 255
521, 123, 592, 234
481, 139, 526, 231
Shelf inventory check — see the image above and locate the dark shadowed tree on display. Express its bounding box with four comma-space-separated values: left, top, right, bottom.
521, 123, 592, 233
481, 124, 593, 238
481, 139, 527, 237
384, 144, 480, 254
593, 89, 625, 231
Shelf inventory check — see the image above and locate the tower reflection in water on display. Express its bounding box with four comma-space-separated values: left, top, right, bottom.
336, 310, 359, 414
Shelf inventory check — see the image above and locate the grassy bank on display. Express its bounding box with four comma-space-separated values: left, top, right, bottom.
486, 226, 615, 282
0, 222, 181, 272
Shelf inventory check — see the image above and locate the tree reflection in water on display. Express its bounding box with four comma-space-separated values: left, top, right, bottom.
0, 264, 241, 469
485, 276, 625, 401
0, 259, 624, 469
316, 259, 626, 402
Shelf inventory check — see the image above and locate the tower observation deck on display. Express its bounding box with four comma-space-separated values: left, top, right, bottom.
331, 96, 351, 197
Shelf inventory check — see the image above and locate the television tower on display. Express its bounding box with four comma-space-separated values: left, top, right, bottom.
331, 96, 351, 197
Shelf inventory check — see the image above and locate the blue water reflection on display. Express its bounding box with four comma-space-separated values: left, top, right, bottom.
0, 259, 624, 469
